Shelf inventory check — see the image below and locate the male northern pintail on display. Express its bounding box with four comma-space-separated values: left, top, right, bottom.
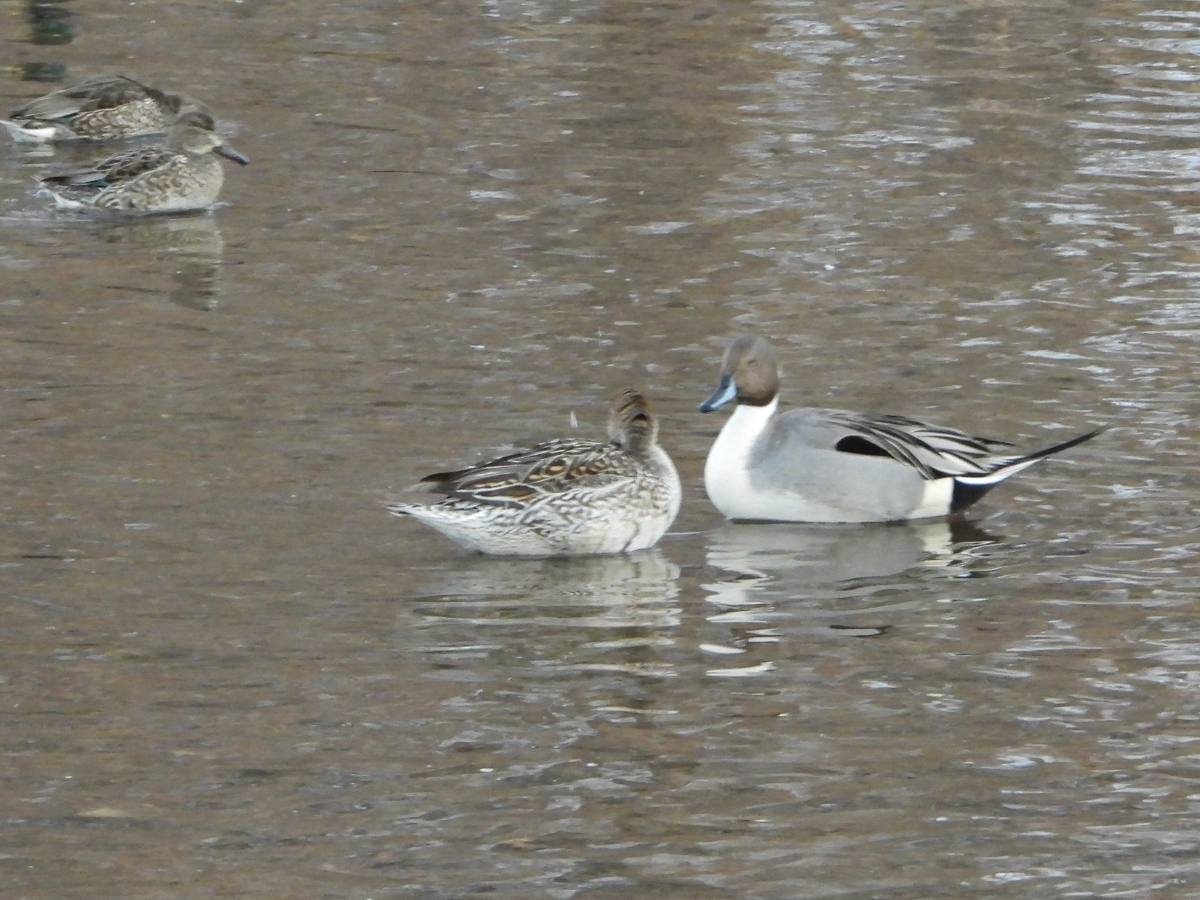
699, 334, 1103, 523
388, 389, 682, 556
2, 75, 207, 143
36, 110, 248, 214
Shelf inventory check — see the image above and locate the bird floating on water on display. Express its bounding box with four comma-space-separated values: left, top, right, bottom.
36, 110, 248, 214
699, 334, 1103, 523
388, 389, 681, 556
2, 74, 208, 143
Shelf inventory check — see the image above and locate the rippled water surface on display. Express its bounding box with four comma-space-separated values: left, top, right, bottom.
2, 1, 1199, 898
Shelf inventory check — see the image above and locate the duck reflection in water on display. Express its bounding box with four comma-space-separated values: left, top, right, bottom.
697, 520, 999, 677
82, 215, 226, 311
702, 518, 997, 632
405, 551, 683, 679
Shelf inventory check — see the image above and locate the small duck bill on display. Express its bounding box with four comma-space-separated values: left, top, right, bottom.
699, 334, 1103, 524
699, 375, 736, 412
214, 145, 250, 165
388, 389, 681, 557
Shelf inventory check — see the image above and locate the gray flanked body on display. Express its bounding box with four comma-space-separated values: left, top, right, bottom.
36, 110, 248, 214
388, 390, 682, 556
2, 75, 208, 143
700, 334, 1103, 523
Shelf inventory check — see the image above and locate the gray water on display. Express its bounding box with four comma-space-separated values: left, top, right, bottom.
2, 1, 1198, 898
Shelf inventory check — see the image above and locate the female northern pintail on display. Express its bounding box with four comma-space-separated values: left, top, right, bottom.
36, 110, 248, 214
388, 390, 682, 556
699, 334, 1103, 523
2, 75, 207, 143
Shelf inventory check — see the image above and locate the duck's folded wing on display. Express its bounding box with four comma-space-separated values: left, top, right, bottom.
40, 147, 174, 186
98, 147, 176, 180
13, 76, 151, 120
812, 410, 1020, 480
38, 162, 109, 186
419, 439, 637, 505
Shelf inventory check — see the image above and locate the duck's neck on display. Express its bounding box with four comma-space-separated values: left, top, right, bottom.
704, 396, 778, 516
709, 396, 778, 465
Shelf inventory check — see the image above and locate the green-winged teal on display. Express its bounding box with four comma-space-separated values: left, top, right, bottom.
388, 390, 682, 556
36, 110, 248, 214
700, 334, 1104, 523
2, 75, 207, 143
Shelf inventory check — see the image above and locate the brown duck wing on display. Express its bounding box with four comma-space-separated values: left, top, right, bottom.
40, 147, 175, 187
99, 147, 175, 180
421, 439, 637, 505
13, 76, 153, 119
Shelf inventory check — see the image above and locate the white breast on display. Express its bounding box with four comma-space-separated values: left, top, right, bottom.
703, 400, 776, 520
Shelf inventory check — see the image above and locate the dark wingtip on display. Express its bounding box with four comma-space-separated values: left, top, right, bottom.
415, 470, 460, 493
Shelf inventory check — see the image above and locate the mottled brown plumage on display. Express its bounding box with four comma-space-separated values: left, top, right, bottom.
37, 110, 248, 213
388, 390, 681, 556
2, 75, 208, 143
